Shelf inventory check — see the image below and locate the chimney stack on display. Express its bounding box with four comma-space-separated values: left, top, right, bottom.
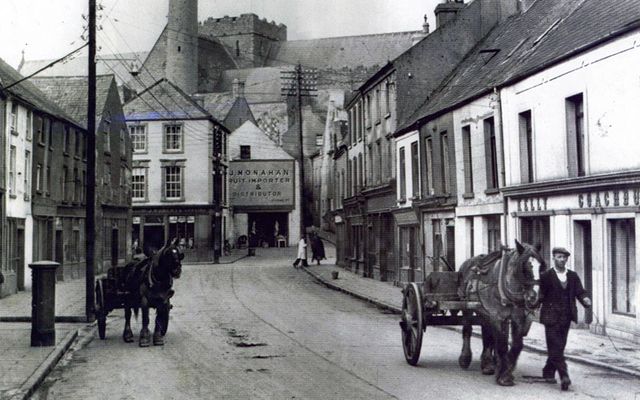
434, 0, 465, 29
232, 78, 245, 98
411, 15, 431, 45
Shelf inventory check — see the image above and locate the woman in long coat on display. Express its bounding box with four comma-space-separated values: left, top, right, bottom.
310, 234, 326, 265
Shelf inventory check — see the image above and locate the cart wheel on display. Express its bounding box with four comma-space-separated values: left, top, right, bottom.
400, 282, 424, 366
95, 280, 107, 340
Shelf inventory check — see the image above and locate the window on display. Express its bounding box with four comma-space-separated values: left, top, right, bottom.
120, 166, 125, 187
48, 120, 53, 148
367, 145, 373, 186
164, 166, 182, 200
240, 145, 251, 160
440, 131, 450, 194
62, 166, 68, 202
75, 129, 81, 155
24, 151, 31, 200
26, 110, 33, 140
164, 124, 183, 152
609, 219, 636, 316
411, 141, 419, 198
132, 167, 147, 201
519, 111, 534, 183
40, 118, 48, 144
63, 126, 70, 154
375, 88, 381, 122
487, 215, 501, 253
10, 103, 18, 132
566, 94, 585, 177
9, 146, 16, 195
462, 125, 473, 194
484, 118, 499, 190
169, 216, 196, 249
425, 137, 434, 195
36, 164, 42, 192
103, 131, 110, 153
82, 171, 86, 204
81, 131, 87, 159
385, 81, 392, 115
399, 146, 406, 201
120, 129, 126, 156
358, 154, 363, 192
73, 168, 79, 202
46, 166, 51, 195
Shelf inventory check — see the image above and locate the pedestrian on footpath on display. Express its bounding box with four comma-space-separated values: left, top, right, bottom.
310, 233, 326, 265
539, 247, 592, 391
293, 235, 308, 268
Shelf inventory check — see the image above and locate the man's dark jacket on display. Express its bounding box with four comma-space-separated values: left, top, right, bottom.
539, 269, 589, 325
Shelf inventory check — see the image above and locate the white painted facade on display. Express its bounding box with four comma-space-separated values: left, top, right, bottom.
395, 130, 420, 207
501, 30, 640, 342
4, 99, 33, 290
452, 94, 506, 265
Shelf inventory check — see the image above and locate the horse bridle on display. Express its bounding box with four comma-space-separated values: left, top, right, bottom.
497, 249, 544, 308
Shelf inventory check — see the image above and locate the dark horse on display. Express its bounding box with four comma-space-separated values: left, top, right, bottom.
120, 239, 183, 347
458, 240, 546, 386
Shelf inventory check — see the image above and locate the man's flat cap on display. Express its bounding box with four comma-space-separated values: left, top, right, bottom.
552, 247, 571, 257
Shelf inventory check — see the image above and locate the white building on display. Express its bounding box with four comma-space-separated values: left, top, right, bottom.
502, 28, 640, 341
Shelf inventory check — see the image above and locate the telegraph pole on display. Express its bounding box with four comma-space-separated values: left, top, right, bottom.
86, 0, 97, 322
281, 64, 317, 238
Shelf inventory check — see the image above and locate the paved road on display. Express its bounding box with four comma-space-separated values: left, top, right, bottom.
32, 251, 639, 399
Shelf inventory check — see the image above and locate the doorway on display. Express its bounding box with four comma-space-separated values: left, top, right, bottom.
247, 212, 288, 247
574, 220, 593, 325
16, 228, 24, 290
111, 228, 119, 267
143, 225, 165, 255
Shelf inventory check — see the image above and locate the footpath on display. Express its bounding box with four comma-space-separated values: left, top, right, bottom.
306, 240, 640, 379
0, 249, 246, 400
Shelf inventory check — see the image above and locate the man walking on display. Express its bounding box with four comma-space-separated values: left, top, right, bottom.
540, 247, 592, 391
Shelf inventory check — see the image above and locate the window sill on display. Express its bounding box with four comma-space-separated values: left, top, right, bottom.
24, 195, 30, 201
133, 150, 148, 155
162, 150, 183, 154
612, 311, 636, 318
462, 192, 475, 199
484, 188, 500, 195
48, 147, 53, 151
26, 136, 32, 142
10, 129, 19, 136
74, 155, 81, 161
104, 151, 111, 156
375, 120, 381, 126
63, 152, 70, 157
398, 198, 407, 204
37, 142, 45, 148
384, 113, 391, 119
161, 198, 185, 203
9, 193, 17, 199
36, 190, 43, 195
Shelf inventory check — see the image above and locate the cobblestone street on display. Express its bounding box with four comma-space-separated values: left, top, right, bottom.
31, 247, 640, 400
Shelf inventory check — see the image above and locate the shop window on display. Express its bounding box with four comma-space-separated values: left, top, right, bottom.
169, 216, 195, 249
521, 216, 550, 263
609, 219, 636, 316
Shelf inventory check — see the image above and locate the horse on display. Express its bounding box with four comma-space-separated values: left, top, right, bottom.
120, 239, 183, 347
457, 239, 547, 386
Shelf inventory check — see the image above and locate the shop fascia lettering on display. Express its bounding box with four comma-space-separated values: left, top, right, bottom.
229, 169, 290, 176
578, 188, 640, 208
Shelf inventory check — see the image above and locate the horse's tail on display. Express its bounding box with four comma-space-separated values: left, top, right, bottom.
133, 307, 139, 320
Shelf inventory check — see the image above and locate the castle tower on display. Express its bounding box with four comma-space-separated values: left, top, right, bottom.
166, 0, 198, 94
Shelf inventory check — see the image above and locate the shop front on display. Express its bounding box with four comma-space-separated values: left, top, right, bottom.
418, 200, 456, 274
505, 177, 640, 342
393, 208, 421, 284
229, 159, 299, 248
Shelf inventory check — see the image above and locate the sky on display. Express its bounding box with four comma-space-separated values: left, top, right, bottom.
0, 0, 440, 69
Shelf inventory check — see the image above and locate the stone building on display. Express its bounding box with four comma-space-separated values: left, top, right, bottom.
124, 79, 229, 262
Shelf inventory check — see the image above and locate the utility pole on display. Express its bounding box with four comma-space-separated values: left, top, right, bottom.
212, 126, 223, 264
281, 64, 317, 238
85, 0, 97, 322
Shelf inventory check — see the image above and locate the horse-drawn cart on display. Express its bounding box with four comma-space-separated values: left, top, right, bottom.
400, 271, 483, 366
94, 263, 171, 340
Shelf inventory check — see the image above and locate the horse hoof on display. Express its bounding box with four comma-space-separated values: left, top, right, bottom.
482, 367, 496, 375
497, 377, 515, 387
153, 334, 165, 346
139, 339, 150, 347
458, 354, 472, 369
123, 332, 134, 343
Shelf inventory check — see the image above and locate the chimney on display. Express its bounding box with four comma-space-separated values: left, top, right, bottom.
232, 78, 245, 98
435, 0, 465, 29
411, 15, 430, 45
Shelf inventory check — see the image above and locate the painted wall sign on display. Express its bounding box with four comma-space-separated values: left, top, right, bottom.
229, 160, 295, 207
578, 188, 640, 208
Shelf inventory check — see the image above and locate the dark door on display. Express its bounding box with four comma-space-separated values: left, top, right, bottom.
445, 223, 455, 271
576, 221, 593, 324
143, 225, 165, 255
111, 228, 119, 267
55, 230, 63, 281
16, 228, 25, 291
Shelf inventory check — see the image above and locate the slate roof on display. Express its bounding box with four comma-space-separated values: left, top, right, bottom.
20, 51, 148, 85
266, 31, 420, 70
124, 79, 214, 121
31, 75, 117, 129
398, 0, 640, 133
0, 57, 82, 127
223, 96, 257, 133
229, 121, 292, 160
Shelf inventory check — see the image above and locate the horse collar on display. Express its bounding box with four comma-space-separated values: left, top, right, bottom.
497, 251, 510, 306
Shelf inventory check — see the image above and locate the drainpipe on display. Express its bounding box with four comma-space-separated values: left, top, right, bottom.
495, 87, 509, 247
